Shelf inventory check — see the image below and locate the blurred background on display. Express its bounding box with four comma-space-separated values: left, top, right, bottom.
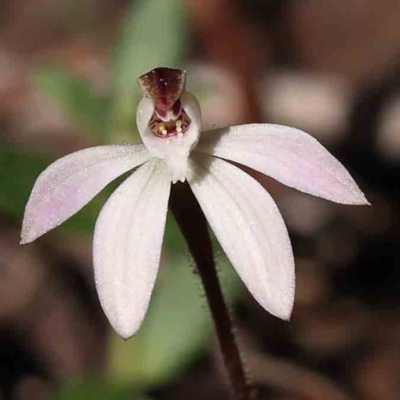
1, 0, 400, 399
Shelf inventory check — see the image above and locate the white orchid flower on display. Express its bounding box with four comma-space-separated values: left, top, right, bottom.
21, 67, 368, 339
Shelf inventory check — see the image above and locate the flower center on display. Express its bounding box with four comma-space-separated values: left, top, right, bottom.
149, 108, 191, 138
138, 67, 192, 139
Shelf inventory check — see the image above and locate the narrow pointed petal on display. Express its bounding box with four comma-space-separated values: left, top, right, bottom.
21, 145, 151, 244
187, 154, 295, 320
196, 124, 369, 205
93, 159, 171, 339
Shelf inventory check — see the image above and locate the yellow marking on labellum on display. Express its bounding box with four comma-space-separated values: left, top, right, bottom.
158, 123, 168, 136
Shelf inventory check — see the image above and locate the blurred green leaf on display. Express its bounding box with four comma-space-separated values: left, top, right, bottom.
109, 0, 185, 143
0, 147, 116, 234
108, 216, 242, 388
57, 379, 143, 400
34, 67, 110, 141
0, 147, 48, 218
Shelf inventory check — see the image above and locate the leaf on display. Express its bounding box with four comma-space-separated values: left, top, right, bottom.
0, 147, 116, 234
34, 67, 110, 141
108, 216, 242, 388
56, 379, 145, 400
109, 0, 186, 143
0, 147, 47, 217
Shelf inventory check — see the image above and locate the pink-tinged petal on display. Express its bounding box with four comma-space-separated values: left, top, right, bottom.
21, 145, 151, 244
187, 154, 295, 320
93, 159, 171, 339
196, 124, 369, 205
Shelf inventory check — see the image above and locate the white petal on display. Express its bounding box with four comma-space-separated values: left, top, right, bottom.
187, 154, 295, 320
196, 124, 369, 205
21, 145, 151, 244
136, 91, 201, 183
93, 159, 171, 339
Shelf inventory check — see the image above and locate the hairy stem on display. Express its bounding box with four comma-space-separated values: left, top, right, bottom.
170, 181, 253, 400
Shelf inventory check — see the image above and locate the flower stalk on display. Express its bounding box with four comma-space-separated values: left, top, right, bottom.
170, 181, 253, 400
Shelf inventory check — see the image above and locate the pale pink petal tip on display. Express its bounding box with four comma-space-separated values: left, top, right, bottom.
197, 124, 370, 206
188, 154, 295, 321
94, 159, 171, 339
20, 145, 151, 245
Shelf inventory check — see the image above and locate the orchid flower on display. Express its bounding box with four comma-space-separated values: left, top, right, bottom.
21, 67, 368, 339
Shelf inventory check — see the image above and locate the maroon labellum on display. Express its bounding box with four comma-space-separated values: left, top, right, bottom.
138, 67, 186, 121
138, 67, 191, 138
